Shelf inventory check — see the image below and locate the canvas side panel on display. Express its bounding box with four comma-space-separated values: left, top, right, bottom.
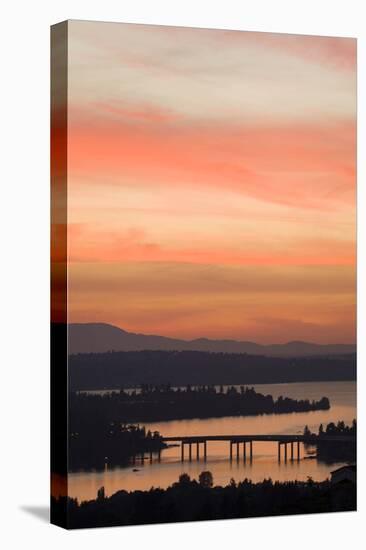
50, 20, 69, 529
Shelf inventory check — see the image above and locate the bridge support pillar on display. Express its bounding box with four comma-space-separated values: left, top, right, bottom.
149, 450, 153, 462
164, 435, 309, 464
158, 449, 161, 462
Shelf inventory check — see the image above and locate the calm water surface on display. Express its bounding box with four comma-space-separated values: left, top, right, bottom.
68, 381, 356, 502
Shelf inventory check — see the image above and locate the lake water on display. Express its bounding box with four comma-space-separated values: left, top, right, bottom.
68, 380, 356, 502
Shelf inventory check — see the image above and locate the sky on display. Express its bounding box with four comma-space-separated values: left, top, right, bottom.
66, 21, 356, 344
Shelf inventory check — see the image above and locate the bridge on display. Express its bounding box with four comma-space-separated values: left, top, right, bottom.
160, 434, 355, 462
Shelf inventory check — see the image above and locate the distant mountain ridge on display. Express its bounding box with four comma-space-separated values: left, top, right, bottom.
68, 323, 356, 357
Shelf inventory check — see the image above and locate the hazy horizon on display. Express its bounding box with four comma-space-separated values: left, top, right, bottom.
68, 320, 357, 347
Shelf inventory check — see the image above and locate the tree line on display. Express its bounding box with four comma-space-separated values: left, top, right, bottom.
69, 349, 356, 390
71, 384, 330, 424
69, 423, 166, 470
303, 420, 356, 463
52, 471, 356, 528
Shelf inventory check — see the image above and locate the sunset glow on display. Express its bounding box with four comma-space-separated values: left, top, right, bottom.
66, 22, 356, 344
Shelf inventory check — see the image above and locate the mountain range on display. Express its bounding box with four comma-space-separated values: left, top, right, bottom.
68, 323, 356, 357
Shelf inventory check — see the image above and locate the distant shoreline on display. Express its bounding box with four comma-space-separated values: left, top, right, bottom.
69, 348, 356, 391
76, 379, 356, 395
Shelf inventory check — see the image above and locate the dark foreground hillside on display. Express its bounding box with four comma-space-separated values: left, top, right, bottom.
69, 349, 356, 390
52, 475, 356, 529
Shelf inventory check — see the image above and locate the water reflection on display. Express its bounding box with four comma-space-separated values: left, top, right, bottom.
68, 381, 356, 502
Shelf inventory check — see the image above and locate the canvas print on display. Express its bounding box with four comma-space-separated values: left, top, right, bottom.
51, 20, 357, 529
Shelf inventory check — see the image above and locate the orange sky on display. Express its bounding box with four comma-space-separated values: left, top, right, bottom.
66, 21, 356, 344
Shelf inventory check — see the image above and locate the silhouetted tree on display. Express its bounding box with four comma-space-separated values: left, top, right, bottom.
97, 487, 105, 501
199, 471, 213, 488
178, 473, 191, 486
326, 422, 336, 434
304, 425, 311, 437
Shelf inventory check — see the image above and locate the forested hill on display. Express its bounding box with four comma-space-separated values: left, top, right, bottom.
69, 350, 356, 391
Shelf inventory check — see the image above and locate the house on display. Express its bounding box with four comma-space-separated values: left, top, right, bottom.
330, 465, 356, 484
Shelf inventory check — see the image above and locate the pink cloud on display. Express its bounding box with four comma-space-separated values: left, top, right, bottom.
68, 223, 355, 266
68, 112, 356, 210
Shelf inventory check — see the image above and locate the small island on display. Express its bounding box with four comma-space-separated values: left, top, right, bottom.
71, 384, 330, 423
